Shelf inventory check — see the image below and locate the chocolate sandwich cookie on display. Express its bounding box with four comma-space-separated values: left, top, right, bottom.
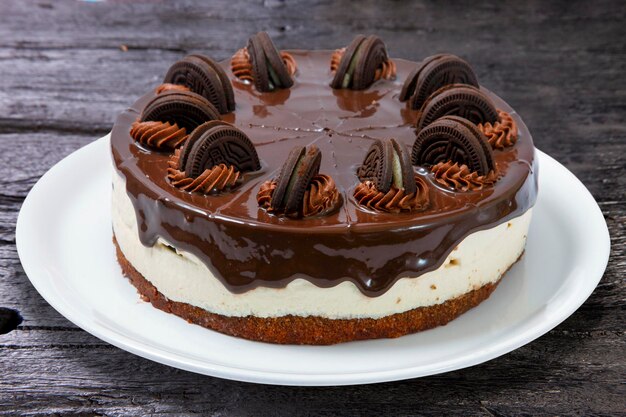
351, 35, 390, 90
412, 116, 495, 176
442, 115, 495, 172
248, 34, 269, 92
163, 54, 235, 114
180, 121, 261, 178
165, 56, 228, 114
140, 90, 220, 132
357, 138, 416, 193
257, 32, 294, 89
401, 54, 479, 110
357, 138, 393, 190
398, 54, 446, 102
331, 35, 390, 90
391, 139, 417, 194
270, 145, 322, 215
330, 34, 366, 89
398, 67, 421, 103
177, 120, 231, 171
415, 84, 499, 131
188, 54, 236, 113
246, 32, 294, 92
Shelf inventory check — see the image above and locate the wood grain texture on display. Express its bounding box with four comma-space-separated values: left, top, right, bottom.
0, 0, 624, 415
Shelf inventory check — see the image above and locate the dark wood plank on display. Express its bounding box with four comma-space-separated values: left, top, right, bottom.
0, 329, 623, 416
0, 0, 624, 415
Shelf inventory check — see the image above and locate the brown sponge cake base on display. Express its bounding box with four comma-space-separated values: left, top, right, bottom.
114, 235, 511, 345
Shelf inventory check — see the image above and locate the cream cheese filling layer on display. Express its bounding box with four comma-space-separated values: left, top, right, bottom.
112, 172, 532, 319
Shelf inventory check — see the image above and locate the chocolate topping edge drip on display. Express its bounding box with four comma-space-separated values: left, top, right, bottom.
111, 50, 538, 297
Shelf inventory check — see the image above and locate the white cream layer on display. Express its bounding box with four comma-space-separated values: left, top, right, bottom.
112, 172, 532, 319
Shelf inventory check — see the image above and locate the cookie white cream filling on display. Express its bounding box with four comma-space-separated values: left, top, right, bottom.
112, 172, 532, 319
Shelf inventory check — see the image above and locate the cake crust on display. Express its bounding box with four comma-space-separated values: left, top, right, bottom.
114, 235, 519, 345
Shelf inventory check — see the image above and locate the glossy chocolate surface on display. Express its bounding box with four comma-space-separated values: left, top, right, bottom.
111, 50, 538, 297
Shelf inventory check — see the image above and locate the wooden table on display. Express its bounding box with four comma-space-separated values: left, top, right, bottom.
1, 1, 624, 415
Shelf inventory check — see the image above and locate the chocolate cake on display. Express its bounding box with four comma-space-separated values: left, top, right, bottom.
111, 33, 537, 345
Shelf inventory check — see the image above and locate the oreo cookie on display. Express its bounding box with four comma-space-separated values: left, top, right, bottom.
180, 121, 261, 178
391, 139, 417, 194
271, 146, 322, 215
190, 54, 236, 113
415, 84, 499, 131
140, 90, 220, 132
357, 139, 392, 191
443, 115, 495, 172
398, 66, 421, 103
398, 54, 445, 102
248, 34, 269, 92
178, 120, 230, 170
330, 34, 366, 89
163, 54, 235, 114
412, 116, 495, 176
247, 32, 294, 92
351, 35, 389, 90
400, 54, 479, 109
331, 35, 390, 90
257, 32, 293, 89
357, 138, 416, 193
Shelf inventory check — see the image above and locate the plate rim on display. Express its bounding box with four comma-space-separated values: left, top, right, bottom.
16, 135, 610, 386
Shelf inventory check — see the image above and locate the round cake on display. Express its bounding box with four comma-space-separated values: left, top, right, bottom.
111, 33, 538, 345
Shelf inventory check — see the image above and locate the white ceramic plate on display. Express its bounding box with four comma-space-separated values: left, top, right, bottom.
16, 135, 609, 386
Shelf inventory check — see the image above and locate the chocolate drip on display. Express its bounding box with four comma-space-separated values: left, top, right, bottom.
111, 51, 537, 297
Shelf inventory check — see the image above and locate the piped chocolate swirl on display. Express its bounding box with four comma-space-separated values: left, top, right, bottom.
168, 150, 240, 194
130, 120, 187, 151
354, 177, 429, 213
477, 110, 518, 150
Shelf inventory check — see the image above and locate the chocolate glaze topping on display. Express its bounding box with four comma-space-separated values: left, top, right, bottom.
111, 50, 538, 297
